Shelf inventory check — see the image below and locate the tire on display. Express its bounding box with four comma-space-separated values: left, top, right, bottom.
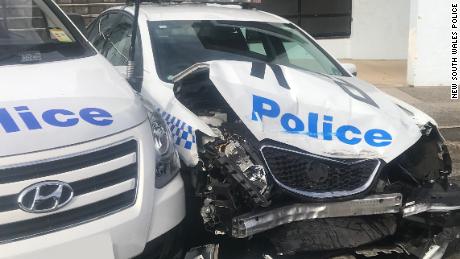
267, 215, 397, 254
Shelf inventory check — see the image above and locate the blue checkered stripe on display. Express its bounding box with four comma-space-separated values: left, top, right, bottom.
159, 110, 196, 150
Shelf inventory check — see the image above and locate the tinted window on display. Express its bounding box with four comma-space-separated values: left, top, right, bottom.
148, 20, 345, 82
89, 13, 132, 66
0, 0, 94, 66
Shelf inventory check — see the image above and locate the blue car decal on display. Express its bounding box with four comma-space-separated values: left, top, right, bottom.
0, 106, 113, 134
251, 95, 393, 147
159, 109, 196, 150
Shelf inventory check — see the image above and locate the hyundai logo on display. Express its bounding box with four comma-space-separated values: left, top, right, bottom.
17, 181, 74, 213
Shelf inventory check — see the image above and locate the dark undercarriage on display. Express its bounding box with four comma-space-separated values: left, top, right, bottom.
175, 68, 460, 258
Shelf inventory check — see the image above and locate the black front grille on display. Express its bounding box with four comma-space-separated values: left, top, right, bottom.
261, 146, 381, 199
0, 139, 137, 184
0, 140, 138, 243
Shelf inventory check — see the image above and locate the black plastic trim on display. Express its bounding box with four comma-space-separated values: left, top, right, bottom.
0, 190, 136, 243
0, 140, 137, 184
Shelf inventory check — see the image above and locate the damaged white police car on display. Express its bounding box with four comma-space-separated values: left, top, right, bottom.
89, 0, 460, 257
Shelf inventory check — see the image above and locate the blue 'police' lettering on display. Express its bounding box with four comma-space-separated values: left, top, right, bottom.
42, 109, 79, 127
336, 125, 362, 145
251, 94, 393, 147
0, 108, 20, 133
323, 116, 333, 141
80, 108, 113, 126
0, 106, 113, 134
364, 129, 393, 147
281, 113, 304, 132
252, 95, 280, 121
308, 113, 318, 138
15, 106, 42, 130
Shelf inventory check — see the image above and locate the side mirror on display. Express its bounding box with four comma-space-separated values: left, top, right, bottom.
68, 13, 87, 36
341, 63, 358, 77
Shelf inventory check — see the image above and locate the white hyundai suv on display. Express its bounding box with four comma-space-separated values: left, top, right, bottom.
0, 1, 184, 258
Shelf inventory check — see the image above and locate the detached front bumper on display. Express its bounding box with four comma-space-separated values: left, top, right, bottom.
232, 183, 460, 239
231, 180, 460, 257
403, 183, 460, 218
232, 193, 403, 238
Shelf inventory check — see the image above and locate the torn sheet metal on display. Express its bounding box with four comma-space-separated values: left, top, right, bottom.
403, 184, 460, 217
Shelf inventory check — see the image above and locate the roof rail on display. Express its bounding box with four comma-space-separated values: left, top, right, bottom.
126, 0, 261, 9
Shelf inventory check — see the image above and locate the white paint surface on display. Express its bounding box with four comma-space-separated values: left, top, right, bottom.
407, 0, 451, 87
318, 0, 411, 60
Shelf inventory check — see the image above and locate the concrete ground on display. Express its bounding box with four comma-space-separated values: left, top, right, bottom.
342, 60, 460, 175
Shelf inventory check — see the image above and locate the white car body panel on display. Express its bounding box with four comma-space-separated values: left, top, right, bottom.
0, 55, 145, 157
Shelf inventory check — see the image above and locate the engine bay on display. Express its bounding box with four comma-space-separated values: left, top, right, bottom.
174, 65, 460, 257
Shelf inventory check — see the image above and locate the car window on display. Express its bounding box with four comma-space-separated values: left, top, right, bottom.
105, 17, 132, 66
87, 14, 109, 47
280, 41, 328, 74
88, 13, 132, 66
241, 28, 268, 56
0, 0, 94, 66
148, 20, 345, 82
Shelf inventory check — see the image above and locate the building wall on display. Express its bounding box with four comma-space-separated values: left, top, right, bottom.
407, 0, 451, 87
318, 0, 411, 60
56, 0, 124, 24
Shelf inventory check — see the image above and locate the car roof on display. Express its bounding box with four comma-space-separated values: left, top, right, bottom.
119, 3, 288, 23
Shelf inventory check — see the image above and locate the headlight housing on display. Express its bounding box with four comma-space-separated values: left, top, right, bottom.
148, 110, 181, 188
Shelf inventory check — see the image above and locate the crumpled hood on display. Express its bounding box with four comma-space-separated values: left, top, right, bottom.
0, 55, 146, 157
206, 60, 425, 163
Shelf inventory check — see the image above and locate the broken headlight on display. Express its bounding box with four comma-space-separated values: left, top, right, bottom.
148, 111, 181, 188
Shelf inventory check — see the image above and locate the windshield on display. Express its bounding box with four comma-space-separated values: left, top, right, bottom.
148, 20, 346, 82
0, 0, 94, 66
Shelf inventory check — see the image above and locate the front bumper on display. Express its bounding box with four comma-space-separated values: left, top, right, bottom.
0, 121, 185, 259
232, 182, 460, 240
403, 183, 460, 217
232, 193, 403, 238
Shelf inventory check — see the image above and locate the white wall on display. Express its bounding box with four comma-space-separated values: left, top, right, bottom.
407, 0, 451, 86
318, 38, 351, 59
317, 0, 411, 60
